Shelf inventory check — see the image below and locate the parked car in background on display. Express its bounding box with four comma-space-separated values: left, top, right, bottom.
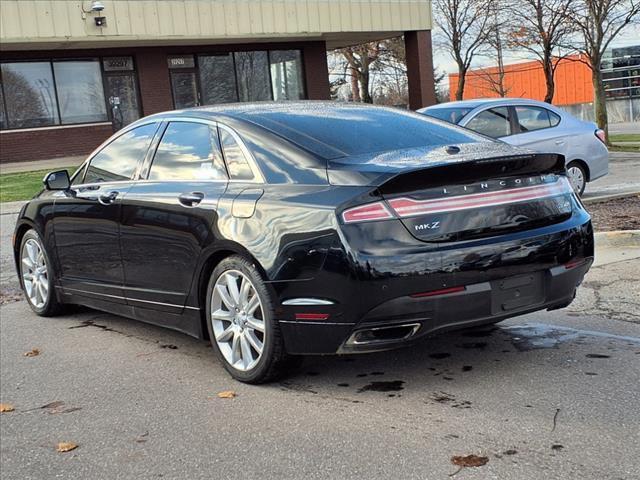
14, 103, 593, 384
419, 98, 609, 195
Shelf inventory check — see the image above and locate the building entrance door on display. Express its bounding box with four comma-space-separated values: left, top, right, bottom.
170, 71, 200, 109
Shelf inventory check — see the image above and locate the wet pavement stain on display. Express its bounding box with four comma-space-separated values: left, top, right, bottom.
584, 372, 598, 375
459, 342, 488, 350
356, 373, 368, 378
370, 371, 385, 376
462, 366, 473, 372
429, 352, 451, 359
551, 444, 564, 451
358, 380, 405, 393
337, 383, 349, 387
461, 329, 497, 338
160, 344, 178, 350
586, 353, 610, 358
68, 320, 119, 333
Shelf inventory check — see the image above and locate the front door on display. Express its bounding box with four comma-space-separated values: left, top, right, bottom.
53, 122, 159, 302
119, 120, 229, 313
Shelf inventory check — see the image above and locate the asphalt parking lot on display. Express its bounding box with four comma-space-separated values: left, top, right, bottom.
1, 176, 640, 480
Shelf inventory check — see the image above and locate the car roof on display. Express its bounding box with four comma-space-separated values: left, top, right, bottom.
423, 98, 562, 111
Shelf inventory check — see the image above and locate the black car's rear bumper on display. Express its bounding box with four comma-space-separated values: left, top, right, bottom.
279, 258, 590, 354
277, 216, 594, 355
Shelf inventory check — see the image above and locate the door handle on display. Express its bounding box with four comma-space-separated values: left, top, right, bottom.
178, 192, 204, 207
98, 191, 119, 205
555, 140, 565, 145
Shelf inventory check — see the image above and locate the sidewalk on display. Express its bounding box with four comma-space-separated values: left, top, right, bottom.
0, 156, 84, 174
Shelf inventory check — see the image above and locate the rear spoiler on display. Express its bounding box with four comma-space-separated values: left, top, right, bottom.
377, 154, 566, 195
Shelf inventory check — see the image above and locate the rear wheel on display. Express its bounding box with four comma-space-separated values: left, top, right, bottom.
206, 255, 293, 383
19, 229, 63, 316
566, 161, 586, 196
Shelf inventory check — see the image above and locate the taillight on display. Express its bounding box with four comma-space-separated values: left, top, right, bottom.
595, 129, 606, 144
387, 178, 573, 218
342, 201, 393, 224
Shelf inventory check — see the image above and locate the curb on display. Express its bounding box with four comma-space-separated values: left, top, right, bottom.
583, 191, 640, 204
595, 230, 640, 248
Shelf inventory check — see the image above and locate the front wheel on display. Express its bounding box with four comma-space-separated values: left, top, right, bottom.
566, 161, 587, 196
205, 255, 294, 383
19, 229, 63, 316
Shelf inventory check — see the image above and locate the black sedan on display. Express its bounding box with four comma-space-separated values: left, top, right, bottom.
13, 102, 594, 383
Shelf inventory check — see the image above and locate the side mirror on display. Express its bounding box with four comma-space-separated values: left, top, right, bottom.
43, 170, 71, 191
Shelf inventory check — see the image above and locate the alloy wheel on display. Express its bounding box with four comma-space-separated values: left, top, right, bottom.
21, 238, 49, 309
210, 270, 265, 371
567, 165, 585, 195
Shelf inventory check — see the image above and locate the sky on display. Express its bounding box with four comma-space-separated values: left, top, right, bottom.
432, 24, 640, 75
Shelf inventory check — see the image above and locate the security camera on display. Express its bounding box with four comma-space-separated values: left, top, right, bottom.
90, 1, 105, 12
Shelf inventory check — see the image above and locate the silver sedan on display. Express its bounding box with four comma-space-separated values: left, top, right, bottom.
419, 98, 609, 195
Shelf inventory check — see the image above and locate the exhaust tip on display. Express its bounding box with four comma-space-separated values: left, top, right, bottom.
346, 323, 422, 346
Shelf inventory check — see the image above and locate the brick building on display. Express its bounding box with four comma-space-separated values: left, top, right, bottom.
0, 0, 436, 163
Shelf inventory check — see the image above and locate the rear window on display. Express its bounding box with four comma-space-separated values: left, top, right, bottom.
241, 106, 485, 159
422, 107, 474, 124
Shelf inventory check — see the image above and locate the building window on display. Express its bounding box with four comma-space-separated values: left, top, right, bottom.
53, 60, 108, 124
199, 54, 238, 104
235, 51, 271, 102
0, 56, 141, 131
0, 62, 59, 129
270, 50, 305, 100
167, 49, 306, 109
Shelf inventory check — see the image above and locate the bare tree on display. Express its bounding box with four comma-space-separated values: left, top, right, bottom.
569, 0, 640, 138
505, 0, 577, 103
337, 43, 384, 103
433, 0, 497, 100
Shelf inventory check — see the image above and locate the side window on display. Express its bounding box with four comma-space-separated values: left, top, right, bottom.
219, 128, 256, 181
466, 107, 511, 138
148, 122, 227, 181
515, 106, 553, 132
549, 111, 561, 127
84, 123, 157, 184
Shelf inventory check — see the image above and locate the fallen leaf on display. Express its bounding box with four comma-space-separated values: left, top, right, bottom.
56, 442, 78, 453
0, 403, 15, 413
24, 348, 40, 357
451, 454, 489, 467
217, 390, 236, 399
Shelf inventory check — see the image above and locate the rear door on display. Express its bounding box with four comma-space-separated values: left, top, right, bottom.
505, 105, 566, 155
119, 119, 228, 313
53, 122, 159, 302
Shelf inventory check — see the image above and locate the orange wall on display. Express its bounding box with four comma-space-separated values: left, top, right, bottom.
449, 55, 594, 105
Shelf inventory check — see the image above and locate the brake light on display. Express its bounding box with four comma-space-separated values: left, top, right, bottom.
342, 201, 393, 224
595, 129, 606, 144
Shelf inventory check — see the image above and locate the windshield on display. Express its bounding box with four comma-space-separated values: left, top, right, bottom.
422, 107, 474, 124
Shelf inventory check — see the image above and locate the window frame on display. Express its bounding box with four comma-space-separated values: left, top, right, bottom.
511, 105, 561, 135
139, 117, 265, 184
73, 120, 162, 187
146, 120, 229, 182
464, 106, 514, 139
0, 56, 143, 132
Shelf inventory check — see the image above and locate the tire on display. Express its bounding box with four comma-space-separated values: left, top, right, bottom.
566, 161, 586, 196
205, 255, 294, 384
19, 229, 64, 317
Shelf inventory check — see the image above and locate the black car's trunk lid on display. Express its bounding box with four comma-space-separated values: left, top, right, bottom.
329, 143, 572, 242
375, 152, 573, 242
